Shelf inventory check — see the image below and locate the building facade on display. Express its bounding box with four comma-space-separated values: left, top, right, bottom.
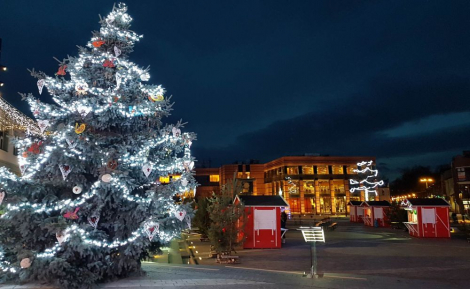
0, 96, 40, 175
195, 155, 388, 215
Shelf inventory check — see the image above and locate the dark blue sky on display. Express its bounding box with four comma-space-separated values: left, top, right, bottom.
1, 0, 469, 180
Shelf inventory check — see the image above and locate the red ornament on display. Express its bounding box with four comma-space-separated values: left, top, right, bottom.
93, 40, 105, 47
57, 65, 67, 76
64, 207, 80, 220
103, 59, 115, 68
27, 141, 43, 154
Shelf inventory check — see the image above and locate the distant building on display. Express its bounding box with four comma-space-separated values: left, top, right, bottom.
195, 155, 389, 215
442, 151, 470, 214
0, 96, 40, 175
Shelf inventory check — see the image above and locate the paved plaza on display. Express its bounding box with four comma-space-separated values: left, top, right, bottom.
3, 218, 470, 288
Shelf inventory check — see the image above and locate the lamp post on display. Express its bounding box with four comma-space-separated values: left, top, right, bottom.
0, 38, 6, 86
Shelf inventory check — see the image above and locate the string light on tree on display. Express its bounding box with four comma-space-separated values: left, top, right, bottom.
349, 160, 384, 201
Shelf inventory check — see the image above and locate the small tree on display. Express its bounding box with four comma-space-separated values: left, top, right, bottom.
193, 197, 211, 237
207, 178, 245, 255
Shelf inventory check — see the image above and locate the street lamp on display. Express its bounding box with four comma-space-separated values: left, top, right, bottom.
420, 178, 434, 189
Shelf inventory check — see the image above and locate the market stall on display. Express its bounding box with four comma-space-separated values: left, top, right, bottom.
347, 201, 364, 223
361, 201, 391, 227
235, 195, 289, 249
401, 198, 450, 238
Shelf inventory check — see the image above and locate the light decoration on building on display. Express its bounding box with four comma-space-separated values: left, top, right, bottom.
0, 3, 197, 276
0, 96, 41, 135
286, 177, 299, 194
349, 160, 384, 201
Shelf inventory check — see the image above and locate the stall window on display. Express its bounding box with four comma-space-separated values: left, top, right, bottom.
303, 181, 315, 194
210, 175, 220, 182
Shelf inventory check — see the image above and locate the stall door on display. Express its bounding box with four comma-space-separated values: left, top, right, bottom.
421, 208, 436, 237
254, 209, 277, 248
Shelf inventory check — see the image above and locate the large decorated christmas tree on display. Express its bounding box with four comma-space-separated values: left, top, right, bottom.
0, 3, 196, 288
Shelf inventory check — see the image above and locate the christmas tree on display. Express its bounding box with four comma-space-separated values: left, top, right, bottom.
207, 178, 245, 255
349, 160, 384, 201
0, 3, 196, 288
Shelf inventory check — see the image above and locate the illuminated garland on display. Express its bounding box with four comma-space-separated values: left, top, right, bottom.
0, 96, 41, 135
349, 160, 384, 201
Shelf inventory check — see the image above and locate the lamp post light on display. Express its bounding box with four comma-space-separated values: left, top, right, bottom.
420, 178, 434, 189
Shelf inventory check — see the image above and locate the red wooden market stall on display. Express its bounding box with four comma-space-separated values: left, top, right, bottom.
235, 195, 289, 249
361, 201, 391, 227
401, 198, 451, 238
347, 201, 364, 223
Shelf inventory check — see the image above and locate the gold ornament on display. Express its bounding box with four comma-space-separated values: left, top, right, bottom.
75, 123, 86, 134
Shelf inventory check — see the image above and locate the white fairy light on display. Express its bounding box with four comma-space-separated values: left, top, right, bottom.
349, 160, 384, 201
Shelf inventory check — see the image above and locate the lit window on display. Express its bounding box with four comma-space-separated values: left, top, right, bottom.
287, 167, 299, 175
302, 166, 314, 174
317, 165, 328, 174
346, 166, 357, 174
159, 176, 170, 183
332, 165, 343, 174
210, 175, 220, 182
237, 172, 243, 178
246, 172, 250, 179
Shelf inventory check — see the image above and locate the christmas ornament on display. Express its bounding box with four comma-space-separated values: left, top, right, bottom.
142, 164, 153, 177
57, 65, 67, 76
20, 258, 32, 269
75, 83, 89, 96
185, 214, 192, 230
101, 174, 112, 183
37, 79, 45, 95
20, 165, 28, 175
66, 138, 77, 149
140, 72, 150, 81
93, 39, 105, 47
183, 161, 194, 172
75, 123, 86, 134
144, 221, 159, 241
181, 178, 188, 187
77, 107, 91, 118
103, 59, 115, 68
114, 46, 121, 57
64, 207, 79, 219
88, 215, 100, 228
148, 94, 163, 102
175, 210, 186, 222
0, 190, 5, 205
37, 120, 50, 134
22, 151, 28, 158
107, 159, 118, 170
56, 231, 67, 244
72, 186, 82, 194
27, 141, 42, 154
172, 127, 181, 138
128, 106, 142, 116
59, 164, 72, 180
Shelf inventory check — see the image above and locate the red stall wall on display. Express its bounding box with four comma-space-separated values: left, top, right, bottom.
243, 207, 281, 249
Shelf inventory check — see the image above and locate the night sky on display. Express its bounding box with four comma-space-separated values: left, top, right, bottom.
1, 1, 469, 180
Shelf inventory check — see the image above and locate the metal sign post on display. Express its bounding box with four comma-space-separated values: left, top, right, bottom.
298, 226, 325, 278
